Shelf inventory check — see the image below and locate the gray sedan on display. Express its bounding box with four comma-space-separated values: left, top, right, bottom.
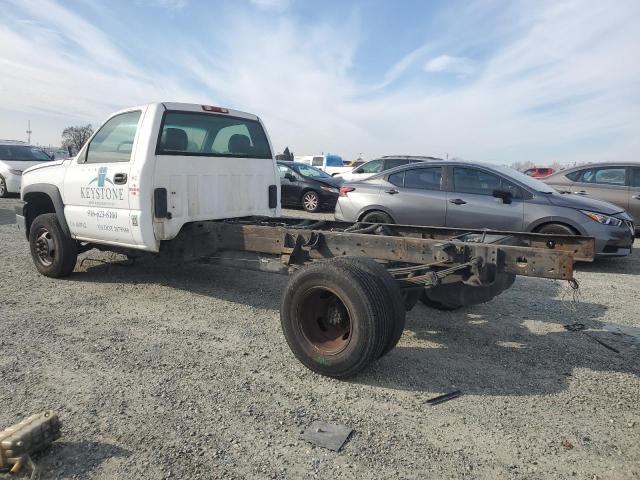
335, 161, 634, 257
543, 162, 640, 232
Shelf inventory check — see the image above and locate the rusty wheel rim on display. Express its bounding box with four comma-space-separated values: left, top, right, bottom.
34, 227, 55, 266
298, 286, 351, 355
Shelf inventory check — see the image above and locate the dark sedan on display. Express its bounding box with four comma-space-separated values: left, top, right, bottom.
277, 161, 341, 212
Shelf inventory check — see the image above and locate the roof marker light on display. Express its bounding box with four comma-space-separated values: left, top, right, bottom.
202, 105, 229, 113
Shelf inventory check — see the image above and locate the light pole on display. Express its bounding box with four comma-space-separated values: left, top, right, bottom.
26, 121, 32, 144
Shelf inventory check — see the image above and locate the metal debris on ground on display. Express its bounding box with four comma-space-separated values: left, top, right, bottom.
301, 421, 352, 452
426, 390, 463, 406
0, 411, 61, 479
564, 323, 620, 354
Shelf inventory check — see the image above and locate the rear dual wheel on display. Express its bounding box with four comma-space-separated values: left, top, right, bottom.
280, 257, 405, 378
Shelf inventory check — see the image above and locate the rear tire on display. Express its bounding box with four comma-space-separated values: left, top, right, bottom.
332, 257, 406, 357
361, 210, 393, 224
301, 190, 320, 212
0, 176, 8, 198
535, 223, 576, 235
280, 259, 395, 377
29, 213, 78, 278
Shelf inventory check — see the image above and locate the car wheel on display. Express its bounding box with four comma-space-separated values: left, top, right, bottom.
361, 210, 393, 224
0, 176, 7, 198
302, 191, 320, 212
536, 223, 576, 235
29, 213, 78, 278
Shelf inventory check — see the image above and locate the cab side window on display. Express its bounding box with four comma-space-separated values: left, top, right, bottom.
358, 159, 383, 174
579, 167, 626, 185
453, 167, 522, 198
384, 159, 411, 170
631, 167, 640, 188
86, 111, 141, 163
311, 156, 324, 167
404, 167, 442, 190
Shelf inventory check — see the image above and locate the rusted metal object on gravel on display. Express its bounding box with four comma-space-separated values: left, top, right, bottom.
0, 411, 61, 477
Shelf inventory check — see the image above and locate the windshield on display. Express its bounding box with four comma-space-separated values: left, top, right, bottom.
295, 164, 331, 178
492, 165, 557, 194
0, 145, 52, 162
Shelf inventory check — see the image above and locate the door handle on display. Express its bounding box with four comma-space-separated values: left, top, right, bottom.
574, 190, 588, 195
385, 189, 399, 195
449, 198, 467, 205
113, 173, 128, 185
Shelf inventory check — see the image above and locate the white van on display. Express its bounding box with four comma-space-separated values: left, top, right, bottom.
295, 154, 351, 176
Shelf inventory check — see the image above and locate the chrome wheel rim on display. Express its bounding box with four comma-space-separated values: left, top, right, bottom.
303, 192, 318, 211
34, 227, 55, 266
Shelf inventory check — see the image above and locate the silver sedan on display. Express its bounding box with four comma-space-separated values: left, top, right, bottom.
335, 161, 634, 257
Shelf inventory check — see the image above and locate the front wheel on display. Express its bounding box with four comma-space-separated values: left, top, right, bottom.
361, 210, 393, 224
0, 176, 8, 198
536, 223, 576, 235
29, 213, 78, 278
301, 190, 320, 212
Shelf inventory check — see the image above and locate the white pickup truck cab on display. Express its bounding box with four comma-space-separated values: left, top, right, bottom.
17, 102, 279, 275
294, 154, 351, 176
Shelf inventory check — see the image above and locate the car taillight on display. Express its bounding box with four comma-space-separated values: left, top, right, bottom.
339, 187, 355, 197
202, 105, 229, 113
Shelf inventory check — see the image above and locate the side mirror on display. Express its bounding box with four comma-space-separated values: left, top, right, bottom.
50, 153, 55, 160
354, 167, 363, 173
493, 190, 513, 204
285, 173, 296, 182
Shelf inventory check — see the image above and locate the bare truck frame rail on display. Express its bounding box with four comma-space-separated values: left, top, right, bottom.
153, 217, 594, 378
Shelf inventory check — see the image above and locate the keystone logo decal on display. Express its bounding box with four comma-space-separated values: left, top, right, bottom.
88, 167, 113, 187
81, 166, 124, 201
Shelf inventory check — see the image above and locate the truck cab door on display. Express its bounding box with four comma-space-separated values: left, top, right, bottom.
62, 110, 144, 246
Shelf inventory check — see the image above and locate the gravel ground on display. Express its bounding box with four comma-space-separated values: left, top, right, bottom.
1, 197, 638, 480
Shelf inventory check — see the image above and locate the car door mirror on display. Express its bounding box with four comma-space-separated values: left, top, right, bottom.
285, 173, 296, 182
354, 167, 363, 173
493, 189, 513, 204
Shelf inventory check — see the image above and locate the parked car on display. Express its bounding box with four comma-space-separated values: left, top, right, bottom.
335, 161, 634, 257
336, 155, 441, 182
0, 141, 54, 197
543, 163, 639, 233
277, 161, 341, 212
294, 154, 351, 176
523, 167, 555, 178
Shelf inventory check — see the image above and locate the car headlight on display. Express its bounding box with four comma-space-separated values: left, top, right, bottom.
580, 210, 623, 227
320, 185, 338, 193
8, 169, 22, 176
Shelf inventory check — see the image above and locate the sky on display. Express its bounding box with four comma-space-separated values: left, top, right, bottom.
0, 0, 639, 165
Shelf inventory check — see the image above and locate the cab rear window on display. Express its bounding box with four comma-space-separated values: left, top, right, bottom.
156, 111, 272, 159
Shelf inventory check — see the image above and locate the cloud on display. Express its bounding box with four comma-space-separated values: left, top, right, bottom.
247, 0, 291, 11
424, 54, 477, 77
0, 0, 638, 165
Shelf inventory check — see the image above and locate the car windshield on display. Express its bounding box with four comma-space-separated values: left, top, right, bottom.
296, 164, 331, 178
0, 145, 52, 162
491, 165, 557, 194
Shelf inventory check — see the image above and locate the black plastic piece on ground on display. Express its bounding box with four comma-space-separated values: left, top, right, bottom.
426, 390, 462, 406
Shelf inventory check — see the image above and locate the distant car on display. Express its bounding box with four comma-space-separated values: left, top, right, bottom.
337, 155, 442, 182
544, 162, 640, 232
277, 161, 341, 212
523, 167, 555, 178
0, 141, 54, 197
294, 154, 351, 176
335, 160, 634, 257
